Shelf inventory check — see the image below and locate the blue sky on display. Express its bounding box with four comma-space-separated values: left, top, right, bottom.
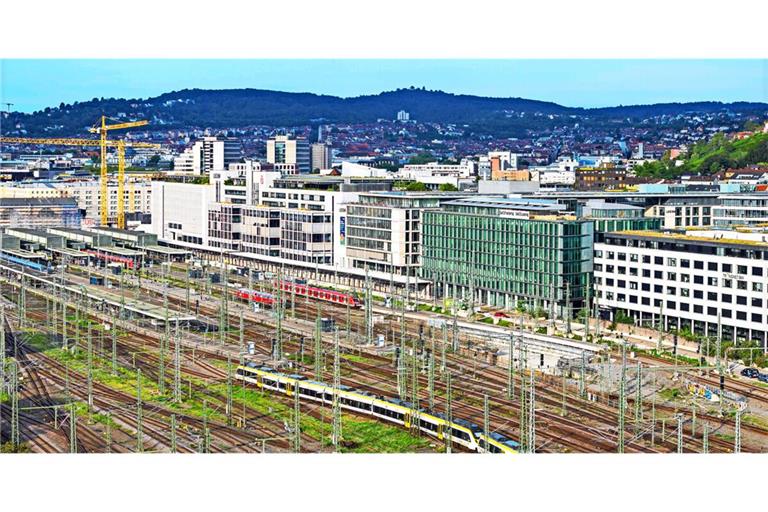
1, 59, 766, 113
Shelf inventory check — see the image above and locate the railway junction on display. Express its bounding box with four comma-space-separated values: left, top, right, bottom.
2, 235, 768, 454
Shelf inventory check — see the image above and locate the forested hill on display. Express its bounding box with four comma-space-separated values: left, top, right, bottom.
3, 87, 767, 137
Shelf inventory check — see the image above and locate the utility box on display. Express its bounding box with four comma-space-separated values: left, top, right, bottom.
89, 276, 104, 286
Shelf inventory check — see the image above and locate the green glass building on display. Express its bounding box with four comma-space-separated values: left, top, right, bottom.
421, 197, 594, 313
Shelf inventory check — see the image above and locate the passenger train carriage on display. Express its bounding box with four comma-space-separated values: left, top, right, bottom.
278, 281, 362, 308
235, 363, 518, 454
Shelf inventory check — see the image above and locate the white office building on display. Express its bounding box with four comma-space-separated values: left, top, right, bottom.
267, 135, 310, 174
595, 229, 768, 346
172, 136, 241, 175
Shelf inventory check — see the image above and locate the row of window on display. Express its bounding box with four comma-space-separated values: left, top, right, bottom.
597, 251, 765, 276
602, 293, 766, 323
596, 266, 765, 291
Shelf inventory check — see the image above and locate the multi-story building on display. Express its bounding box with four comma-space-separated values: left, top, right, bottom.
595, 229, 768, 346
310, 143, 333, 171
0, 179, 153, 226
712, 194, 768, 227
646, 197, 717, 229
580, 200, 662, 241
267, 135, 310, 174
0, 198, 81, 228
421, 197, 594, 312
342, 192, 467, 277
150, 181, 216, 248
173, 136, 241, 175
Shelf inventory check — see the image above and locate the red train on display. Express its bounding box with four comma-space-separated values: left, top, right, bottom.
279, 280, 361, 308
236, 288, 278, 306
85, 250, 135, 269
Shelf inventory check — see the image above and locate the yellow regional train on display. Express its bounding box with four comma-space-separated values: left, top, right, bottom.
235, 362, 519, 454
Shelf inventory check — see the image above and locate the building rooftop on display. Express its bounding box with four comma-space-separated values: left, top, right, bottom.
609, 229, 768, 249
0, 197, 78, 207
445, 196, 566, 212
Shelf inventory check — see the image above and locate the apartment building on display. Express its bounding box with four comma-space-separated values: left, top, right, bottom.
595, 230, 768, 346
310, 143, 333, 171
421, 197, 594, 311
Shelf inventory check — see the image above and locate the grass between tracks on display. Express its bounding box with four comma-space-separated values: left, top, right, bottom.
215, 384, 434, 453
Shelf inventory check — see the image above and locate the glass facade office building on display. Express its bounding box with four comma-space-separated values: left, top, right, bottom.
421, 198, 594, 312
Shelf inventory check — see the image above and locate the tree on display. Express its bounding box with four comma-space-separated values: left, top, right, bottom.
438, 183, 458, 191
405, 181, 428, 191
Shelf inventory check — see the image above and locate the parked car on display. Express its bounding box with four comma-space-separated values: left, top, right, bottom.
740, 367, 760, 379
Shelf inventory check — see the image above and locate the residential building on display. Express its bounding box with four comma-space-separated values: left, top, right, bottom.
266, 135, 310, 174
311, 143, 333, 171
421, 197, 594, 312
595, 229, 768, 346
396, 110, 410, 122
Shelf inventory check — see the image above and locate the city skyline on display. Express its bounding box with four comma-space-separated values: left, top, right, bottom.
1, 59, 767, 113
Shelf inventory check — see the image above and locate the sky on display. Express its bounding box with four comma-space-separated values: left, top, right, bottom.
1, 59, 766, 113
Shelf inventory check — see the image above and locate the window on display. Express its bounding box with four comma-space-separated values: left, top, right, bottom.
643, 255, 651, 264
754, 283, 764, 292
722, 294, 732, 303
667, 287, 676, 295
655, 271, 663, 279
722, 263, 732, 273
642, 269, 651, 278
654, 285, 663, 293
681, 259, 690, 268
630, 268, 638, 276
737, 296, 747, 305
722, 309, 732, 318
752, 313, 763, 323
694, 305, 703, 314
668, 258, 677, 267
681, 288, 690, 297
629, 295, 638, 304
694, 290, 703, 299
708, 262, 717, 271
618, 266, 626, 275
738, 265, 748, 275
752, 267, 763, 277
707, 277, 718, 286
708, 307, 718, 316
707, 292, 717, 301
667, 301, 676, 310
642, 283, 651, 292
680, 303, 690, 312
694, 261, 704, 270
641, 297, 650, 305
667, 272, 677, 281
681, 274, 690, 283
694, 276, 703, 284
654, 256, 663, 265
737, 311, 747, 321
737, 281, 748, 290
752, 298, 763, 308
723, 279, 732, 288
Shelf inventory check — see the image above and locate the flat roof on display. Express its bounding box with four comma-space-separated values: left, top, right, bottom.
1, 249, 47, 260
445, 196, 565, 212
67, 283, 195, 322
49, 247, 90, 258
91, 246, 144, 257
143, 245, 191, 255
608, 230, 768, 249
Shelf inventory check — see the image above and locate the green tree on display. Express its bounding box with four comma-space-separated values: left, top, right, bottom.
438, 183, 458, 191
405, 181, 428, 191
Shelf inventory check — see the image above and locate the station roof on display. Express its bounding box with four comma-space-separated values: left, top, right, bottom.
143, 245, 191, 256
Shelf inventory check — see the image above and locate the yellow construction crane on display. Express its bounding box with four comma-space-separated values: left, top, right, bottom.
88, 116, 150, 227
0, 136, 160, 228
